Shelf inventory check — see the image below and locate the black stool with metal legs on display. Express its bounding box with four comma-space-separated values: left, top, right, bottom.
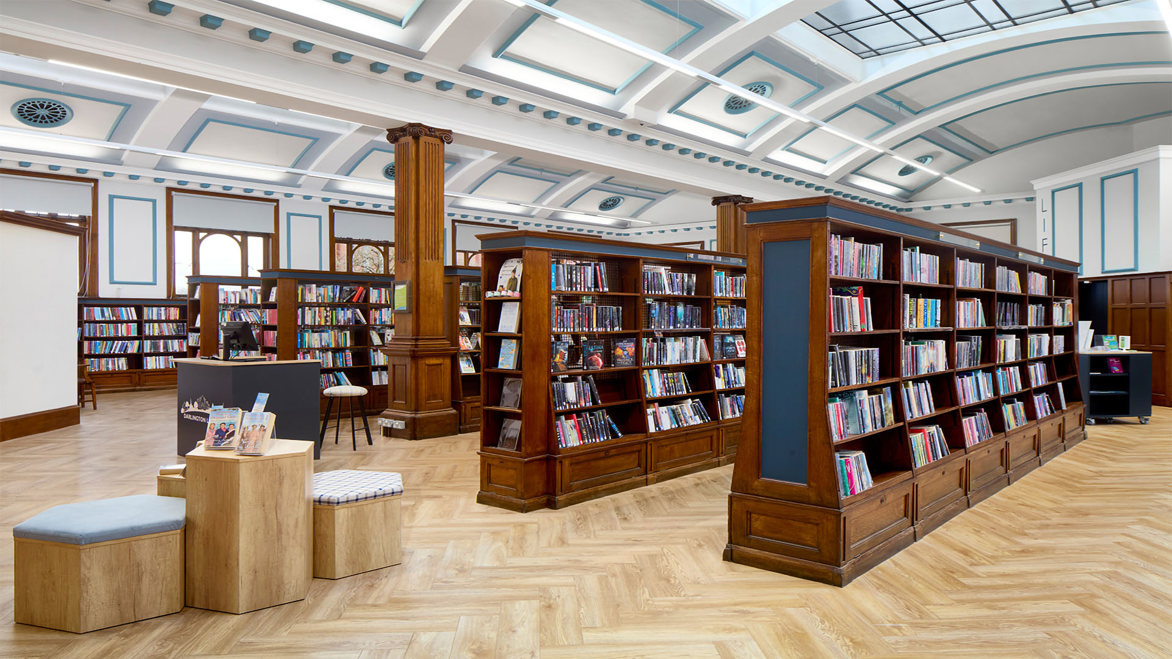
318, 385, 373, 452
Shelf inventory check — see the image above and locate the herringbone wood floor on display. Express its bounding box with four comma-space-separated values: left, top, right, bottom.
2, 391, 1170, 658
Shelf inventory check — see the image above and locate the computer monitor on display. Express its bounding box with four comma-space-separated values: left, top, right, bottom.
220, 321, 260, 360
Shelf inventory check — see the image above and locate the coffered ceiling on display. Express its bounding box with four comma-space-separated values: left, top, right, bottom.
0, 0, 1168, 231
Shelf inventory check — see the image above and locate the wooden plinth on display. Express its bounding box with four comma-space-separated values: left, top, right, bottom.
14, 530, 184, 633
156, 473, 186, 498
380, 338, 459, 440
313, 496, 402, 579
184, 439, 312, 614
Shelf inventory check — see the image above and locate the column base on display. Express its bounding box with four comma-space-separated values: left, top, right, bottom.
379, 407, 459, 440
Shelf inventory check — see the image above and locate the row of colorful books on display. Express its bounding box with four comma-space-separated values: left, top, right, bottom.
902, 247, 940, 284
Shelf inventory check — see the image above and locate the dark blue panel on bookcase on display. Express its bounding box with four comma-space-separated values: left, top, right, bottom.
760, 239, 809, 484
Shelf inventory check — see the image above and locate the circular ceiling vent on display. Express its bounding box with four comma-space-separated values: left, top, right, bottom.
598, 195, 625, 212
382, 163, 395, 180
12, 97, 74, 128
723, 81, 774, 115
898, 155, 934, 176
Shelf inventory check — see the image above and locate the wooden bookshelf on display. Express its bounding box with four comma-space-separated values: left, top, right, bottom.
78, 298, 188, 391
185, 276, 263, 359
475, 232, 747, 511
258, 269, 395, 414
724, 197, 1086, 586
445, 267, 482, 432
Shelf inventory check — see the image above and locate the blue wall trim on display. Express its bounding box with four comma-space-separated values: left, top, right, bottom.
669, 50, 825, 139
1100, 168, 1140, 274
493, 0, 703, 95
760, 239, 809, 484
876, 32, 1168, 114
0, 81, 132, 141
107, 195, 158, 286
1049, 182, 1083, 272
782, 104, 894, 164
182, 118, 320, 169
285, 212, 323, 270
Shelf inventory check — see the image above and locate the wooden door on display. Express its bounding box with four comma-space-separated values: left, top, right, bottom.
1109, 273, 1170, 406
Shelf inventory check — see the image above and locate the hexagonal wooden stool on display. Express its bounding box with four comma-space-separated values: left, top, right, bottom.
312, 470, 403, 579
14, 495, 186, 633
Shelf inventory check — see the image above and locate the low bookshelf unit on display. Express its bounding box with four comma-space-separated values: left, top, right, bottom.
476, 231, 747, 511
724, 197, 1086, 586
78, 298, 188, 391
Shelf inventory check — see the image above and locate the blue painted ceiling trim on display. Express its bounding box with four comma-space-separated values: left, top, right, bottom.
492, 0, 703, 95
782, 104, 895, 165
849, 135, 973, 195
467, 169, 562, 203
506, 156, 581, 178
0, 80, 132, 141
599, 176, 674, 196
320, 0, 425, 28
180, 118, 320, 169
668, 50, 825, 139
939, 82, 1172, 155
876, 32, 1169, 115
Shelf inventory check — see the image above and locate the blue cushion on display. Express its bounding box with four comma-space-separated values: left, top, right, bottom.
13, 495, 186, 545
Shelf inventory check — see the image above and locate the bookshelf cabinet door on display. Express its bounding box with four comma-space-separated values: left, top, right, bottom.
842, 481, 913, 562
556, 444, 646, 495
649, 427, 717, 477
1037, 417, 1063, 460
914, 456, 966, 526
966, 441, 1008, 503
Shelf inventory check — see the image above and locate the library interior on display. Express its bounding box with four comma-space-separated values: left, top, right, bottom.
1, 0, 1170, 655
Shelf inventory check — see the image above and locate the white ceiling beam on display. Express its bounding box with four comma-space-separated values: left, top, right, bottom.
121, 87, 209, 170
420, 0, 515, 68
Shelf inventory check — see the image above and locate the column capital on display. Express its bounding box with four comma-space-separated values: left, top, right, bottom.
711, 194, 754, 206
386, 122, 454, 145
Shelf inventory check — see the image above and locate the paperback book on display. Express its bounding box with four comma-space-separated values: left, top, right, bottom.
498, 419, 521, 450
499, 377, 523, 409
204, 408, 243, 450
235, 411, 275, 455
489, 258, 523, 297
498, 338, 519, 369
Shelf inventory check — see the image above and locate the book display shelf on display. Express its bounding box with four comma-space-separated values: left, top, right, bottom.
78, 298, 188, 391
257, 269, 396, 414
475, 231, 747, 512
445, 267, 483, 432
724, 197, 1086, 586
1078, 351, 1153, 424
186, 276, 264, 359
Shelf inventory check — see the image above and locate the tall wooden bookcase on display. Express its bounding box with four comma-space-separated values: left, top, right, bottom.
186, 276, 263, 359
725, 197, 1086, 586
445, 267, 482, 432
476, 231, 747, 511
78, 297, 188, 391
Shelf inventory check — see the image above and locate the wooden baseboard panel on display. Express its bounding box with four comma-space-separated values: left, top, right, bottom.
0, 406, 80, 442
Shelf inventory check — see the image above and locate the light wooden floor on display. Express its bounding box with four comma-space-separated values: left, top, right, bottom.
2, 392, 1170, 658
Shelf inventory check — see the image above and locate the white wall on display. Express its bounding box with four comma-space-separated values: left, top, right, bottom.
1032, 146, 1171, 277
906, 202, 1034, 250
0, 222, 77, 418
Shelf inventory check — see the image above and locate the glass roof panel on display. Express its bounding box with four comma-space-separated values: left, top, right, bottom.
804, 0, 1136, 59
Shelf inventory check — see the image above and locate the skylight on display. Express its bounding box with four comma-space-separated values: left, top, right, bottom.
804, 0, 1134, 58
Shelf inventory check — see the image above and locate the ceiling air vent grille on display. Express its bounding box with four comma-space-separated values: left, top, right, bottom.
382, 163, 395, 180
598, 195, 624, 211
723, 81, 773, 115
12, 98, 74, 128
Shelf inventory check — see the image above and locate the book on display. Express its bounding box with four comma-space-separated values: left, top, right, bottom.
459, 353, 476, 374
498, 418, 521, 450
612, 338, 635, 367
1108, 357, 1123, 374
497, 301, 520, 333
498, 338, 518, 369
204, 408, 243, 450
551, 340, 571, 372
734, 336, 746, 358
489, 258, 523, 297
499, 377, 522, 409
458, 306, 472, 326
235, 411, 275, 455
582, 339, 605, 370
1119, 335, 1131, 350
251, 392, 269, 413
1103, 335, 1118, 350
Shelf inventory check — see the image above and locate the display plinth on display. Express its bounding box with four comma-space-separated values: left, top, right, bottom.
175, 358, 320, 457
184, 439, 312, 614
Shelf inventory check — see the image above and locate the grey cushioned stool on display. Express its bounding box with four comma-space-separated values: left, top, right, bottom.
13, 495, 186, 633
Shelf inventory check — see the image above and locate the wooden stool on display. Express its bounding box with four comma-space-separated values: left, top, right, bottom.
13, 495, 186, 633
319, 385, 373, 452
312, 470, 403, 579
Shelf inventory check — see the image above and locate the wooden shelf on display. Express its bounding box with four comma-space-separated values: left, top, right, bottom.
476, 234, 746, 512
726, 196, 1087, 587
